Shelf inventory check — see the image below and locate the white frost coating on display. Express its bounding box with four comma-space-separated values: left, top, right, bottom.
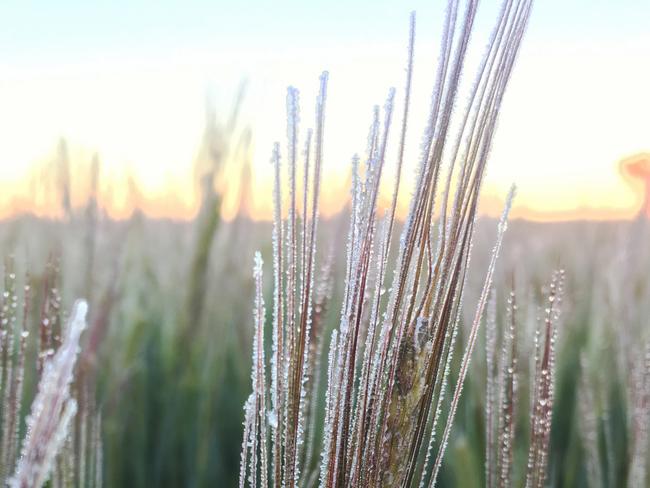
240, 252, 270, 488
429, 185, 516, 487
246, 252, 269, 488
240, 395, 254, 488
319, 330, 338, 487
10, 299, 88, 488
484, 289, 497, 488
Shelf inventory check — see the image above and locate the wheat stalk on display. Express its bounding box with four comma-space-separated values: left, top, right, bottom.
240, 1, 533, 486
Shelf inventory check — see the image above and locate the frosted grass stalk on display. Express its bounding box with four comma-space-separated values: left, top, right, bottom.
430, 186, 515, 487
10, 300, 88, 488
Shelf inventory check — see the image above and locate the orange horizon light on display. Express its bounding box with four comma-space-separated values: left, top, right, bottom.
620, 153, 650, 218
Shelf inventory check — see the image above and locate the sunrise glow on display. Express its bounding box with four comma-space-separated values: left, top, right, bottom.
0, 0, 648, 222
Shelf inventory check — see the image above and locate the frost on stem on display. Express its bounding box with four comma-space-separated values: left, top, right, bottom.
10, 300, 88, 488
240, 252, 269, 488
525, 269, 564, 488
429, 186, 516, 487
239, 1, 534, 486
485, 286, 520, 488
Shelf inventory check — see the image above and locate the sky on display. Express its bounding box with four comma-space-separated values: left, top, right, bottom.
0, 0, 648, 220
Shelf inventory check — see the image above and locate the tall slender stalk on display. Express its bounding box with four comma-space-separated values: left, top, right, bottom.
240, 2, 533, 486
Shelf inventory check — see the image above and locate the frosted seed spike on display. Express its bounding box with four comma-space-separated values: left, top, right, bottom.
10, 300, 88, 488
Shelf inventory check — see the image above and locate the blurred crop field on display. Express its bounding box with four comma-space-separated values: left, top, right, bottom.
0, 203, 647, 486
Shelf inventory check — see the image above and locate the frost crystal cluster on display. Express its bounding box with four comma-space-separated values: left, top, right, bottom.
240, 1, 534, 486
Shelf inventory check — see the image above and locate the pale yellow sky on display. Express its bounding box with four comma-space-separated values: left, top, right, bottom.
0, 2, 648, 221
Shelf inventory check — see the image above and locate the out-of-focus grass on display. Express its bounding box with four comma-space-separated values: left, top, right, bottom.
0, 215, 647, 486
